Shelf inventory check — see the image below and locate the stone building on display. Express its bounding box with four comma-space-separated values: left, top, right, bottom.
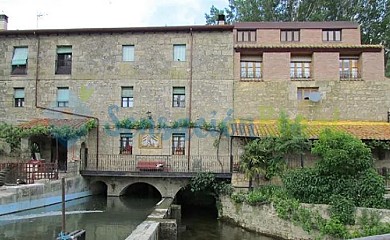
230, 22, 390, 169
0, 15, 389, 172
0, 14, 234, 171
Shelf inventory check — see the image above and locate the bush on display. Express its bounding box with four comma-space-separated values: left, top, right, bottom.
283, 129, 385, 208
329, 194, 355, 225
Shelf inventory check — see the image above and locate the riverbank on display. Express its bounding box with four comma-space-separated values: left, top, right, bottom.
219, 196, 390, 240
0, 176, 91, 215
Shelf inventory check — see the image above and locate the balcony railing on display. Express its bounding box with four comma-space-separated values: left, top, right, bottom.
340, 71, 361, 80
0, 162, 58, 184
83, 154, 234, 173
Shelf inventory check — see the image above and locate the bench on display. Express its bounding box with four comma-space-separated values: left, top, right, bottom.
136, 161, 169, 172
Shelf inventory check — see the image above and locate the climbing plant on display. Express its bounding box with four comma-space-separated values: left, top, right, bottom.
0, 119, 96, 152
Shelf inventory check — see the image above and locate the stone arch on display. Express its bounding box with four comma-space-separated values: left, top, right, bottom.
120, 182, 162, 199
90, 180, 108, 195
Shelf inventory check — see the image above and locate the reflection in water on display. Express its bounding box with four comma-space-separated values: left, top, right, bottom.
179, 207, 276, 240
0, 196, 159, 240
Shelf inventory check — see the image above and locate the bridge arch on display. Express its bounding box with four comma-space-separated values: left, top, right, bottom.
88, 177, 189, 198
90, 180, 108, 195
120, 182, 162, 199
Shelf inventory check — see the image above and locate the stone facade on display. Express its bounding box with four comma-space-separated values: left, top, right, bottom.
0, 26, 234, 165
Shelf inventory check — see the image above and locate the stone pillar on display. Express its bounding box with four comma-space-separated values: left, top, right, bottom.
159, 219, 177, 240
170, 204, 181, 226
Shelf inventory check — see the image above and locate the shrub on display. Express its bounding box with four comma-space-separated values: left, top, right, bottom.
329, 194, 355, 225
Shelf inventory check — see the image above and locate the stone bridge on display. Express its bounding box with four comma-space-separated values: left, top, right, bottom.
85, 175, 190, 198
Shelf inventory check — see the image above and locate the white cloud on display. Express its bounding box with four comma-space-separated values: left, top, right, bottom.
0, 0, 227, 30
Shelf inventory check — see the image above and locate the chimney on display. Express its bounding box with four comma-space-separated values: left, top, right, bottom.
217, 14, 226, 25
0, 14, 8, 31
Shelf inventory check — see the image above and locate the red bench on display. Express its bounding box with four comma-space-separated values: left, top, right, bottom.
136, 161, 168, 172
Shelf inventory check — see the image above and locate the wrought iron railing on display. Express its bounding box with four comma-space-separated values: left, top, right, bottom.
83, 154, 233, 173
0, 162, 58, 184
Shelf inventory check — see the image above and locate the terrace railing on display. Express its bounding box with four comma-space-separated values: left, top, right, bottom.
84, 154, 234, 174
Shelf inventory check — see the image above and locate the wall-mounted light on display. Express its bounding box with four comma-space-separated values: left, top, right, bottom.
146, 111, 152, 120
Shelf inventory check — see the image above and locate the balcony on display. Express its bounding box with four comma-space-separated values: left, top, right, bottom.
339, 71, 361, 80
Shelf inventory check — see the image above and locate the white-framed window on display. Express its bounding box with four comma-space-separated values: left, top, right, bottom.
56, 46, 72, 74
14, 88, 25, 107
237, 30, 256, 42
322, 29, 341, 41
121, 87, 134, 108
173, 44, 186, 61
57, 87, 69, 107
281, 30, 300, 42
339, 57, 360, 80
11, 47, 28, 75
297, 87, 319, 101
240, 56, 262, 80
172, 133, 185, 155
290, 56, 312, 79
122, 45, 134, 61
120, 133, 133, 154
172, 87, 185, 108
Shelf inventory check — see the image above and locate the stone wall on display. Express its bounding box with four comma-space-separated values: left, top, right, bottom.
0, 176, 91, 215
220, 196, 390, 240
234, 80, 390, 121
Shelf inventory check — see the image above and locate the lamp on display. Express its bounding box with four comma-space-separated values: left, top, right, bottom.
146, 111, 152, 120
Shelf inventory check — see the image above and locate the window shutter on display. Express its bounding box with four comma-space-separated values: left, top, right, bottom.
122, 87, 133, 97
14, 88, 25, 98
173, 87, 185, 94
57, 46, 72, 54
173, 45, 186, 61
57, 88, 69, 101
12, 47, 28, 65
122, 45, 134, 61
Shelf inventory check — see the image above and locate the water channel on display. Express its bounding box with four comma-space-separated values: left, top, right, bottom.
0, 195, 275, 240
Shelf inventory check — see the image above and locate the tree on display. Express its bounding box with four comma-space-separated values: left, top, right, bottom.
240, 137, 283, 190
205, 0, 390, 77
283, 129, 385, 208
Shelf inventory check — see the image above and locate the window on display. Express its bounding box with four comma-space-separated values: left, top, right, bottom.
173, 44, 186, 61
122, 45, 134, 61
11, 47, 28, 75
57, 87, 69, 107
172, 133, 185, 155
281, 30, 300, 42
121, 87, 134, 108
56, 46, 72, 74
173, 87, 185, 108
339, 58, 359, 80
297, 87, 319, 101
14, 88, 25, 107
120, 133, 133, 154
290, 56, 311, 79
322, 30, 341, 41
240, 60, 262, 80
237, 30, 256, 42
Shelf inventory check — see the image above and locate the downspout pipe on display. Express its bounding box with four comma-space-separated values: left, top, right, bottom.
187, 28, 194, 171
33, 32, 100, 170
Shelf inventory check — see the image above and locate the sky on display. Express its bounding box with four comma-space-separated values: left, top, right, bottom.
0, 0, 228, 30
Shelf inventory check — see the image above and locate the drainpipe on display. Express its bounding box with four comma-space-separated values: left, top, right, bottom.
187, 28, 194, 172
33, 32, 100, 170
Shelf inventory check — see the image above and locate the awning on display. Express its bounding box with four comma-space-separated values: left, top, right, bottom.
12, 47, 28, 65
230, 120, 390, 140
19, 118, 90, 129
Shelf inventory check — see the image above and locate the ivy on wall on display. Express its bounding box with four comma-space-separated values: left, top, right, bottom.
0, 119, 96, 152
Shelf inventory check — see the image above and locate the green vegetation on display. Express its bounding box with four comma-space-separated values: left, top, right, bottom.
232, 113, 390, 238
283, 129, 385, 208
239, 112, 310, 189
189, 172, 233, 197
0, 119, 96, 152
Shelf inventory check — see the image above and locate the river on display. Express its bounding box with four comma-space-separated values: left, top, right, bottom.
0, 196, 275, 240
